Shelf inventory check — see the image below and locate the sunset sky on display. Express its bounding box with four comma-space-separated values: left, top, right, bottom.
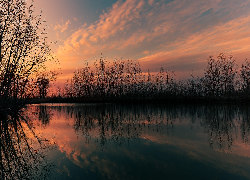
33, 0, 250, 84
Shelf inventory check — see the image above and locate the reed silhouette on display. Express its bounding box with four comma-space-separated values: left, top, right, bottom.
58, 53, 250, 103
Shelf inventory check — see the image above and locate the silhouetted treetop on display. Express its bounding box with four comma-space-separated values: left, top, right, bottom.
0, 0, 56, 108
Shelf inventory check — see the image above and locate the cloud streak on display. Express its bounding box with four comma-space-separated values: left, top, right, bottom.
55, 0, 250, 80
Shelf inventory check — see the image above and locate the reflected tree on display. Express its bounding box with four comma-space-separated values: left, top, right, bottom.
0, 110, 52, 179
202, 105, 236, 150
47, 104, 176, 149
38, 105, 52, 125
239, 106, 250, 144
43, 103, 250, 151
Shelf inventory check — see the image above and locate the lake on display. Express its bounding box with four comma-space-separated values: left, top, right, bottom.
1, 103, 250, 179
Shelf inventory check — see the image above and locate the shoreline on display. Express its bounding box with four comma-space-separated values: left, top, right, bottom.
24, 96, 250, 105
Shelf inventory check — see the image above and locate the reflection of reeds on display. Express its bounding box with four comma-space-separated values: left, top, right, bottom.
44, 104, 175, 148
39, 104, 250, 151
38, 105, 52, 126
0, 111, 52, 179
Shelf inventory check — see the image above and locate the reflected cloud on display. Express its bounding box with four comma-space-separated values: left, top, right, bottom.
26, 103, 250, 179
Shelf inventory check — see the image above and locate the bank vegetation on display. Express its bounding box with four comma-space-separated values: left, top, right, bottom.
53, 53, 250, 103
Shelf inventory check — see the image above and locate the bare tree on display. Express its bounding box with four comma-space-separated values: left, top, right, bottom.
204, 53, 237, 97
218, 53, 237, 95
0, 0, 54, 107
240, 58, 250, 93
204, 55, 221, 96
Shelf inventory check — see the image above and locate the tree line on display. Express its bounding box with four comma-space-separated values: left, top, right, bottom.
54, 53, 250, 103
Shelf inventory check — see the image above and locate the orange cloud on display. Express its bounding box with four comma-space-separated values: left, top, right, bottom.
56, 0, 149, 57
54, 20, 71, 33
54, 0, 250, 82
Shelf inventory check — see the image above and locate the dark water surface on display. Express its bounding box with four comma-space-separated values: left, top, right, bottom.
1, 103, 250, 179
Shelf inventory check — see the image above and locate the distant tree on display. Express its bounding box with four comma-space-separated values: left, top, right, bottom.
204, 53, 237, 96
64, 79, 74, 98
0, 0, 54, 105
218, 53, 237, 95
36, 71, 57, 98
204, 55, 221, 96
37, 77, 49, 98
94, 55, 109, 96
72, 61, 94, 97
240, 58, 250, 92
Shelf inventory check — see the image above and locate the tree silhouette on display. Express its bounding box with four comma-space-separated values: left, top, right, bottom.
240, 58, 250, 93
204, 53, 237, 97
0, 0, 54, 108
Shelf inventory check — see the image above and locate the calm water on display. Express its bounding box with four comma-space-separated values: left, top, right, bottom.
1, 103, 250, 179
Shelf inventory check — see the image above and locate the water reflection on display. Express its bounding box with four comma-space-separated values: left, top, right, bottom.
38, 105, 52, 126
0, 110, 52, 179
32, 103, 250, 180
39, 104, 177, 148
35, 104, 250, 150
